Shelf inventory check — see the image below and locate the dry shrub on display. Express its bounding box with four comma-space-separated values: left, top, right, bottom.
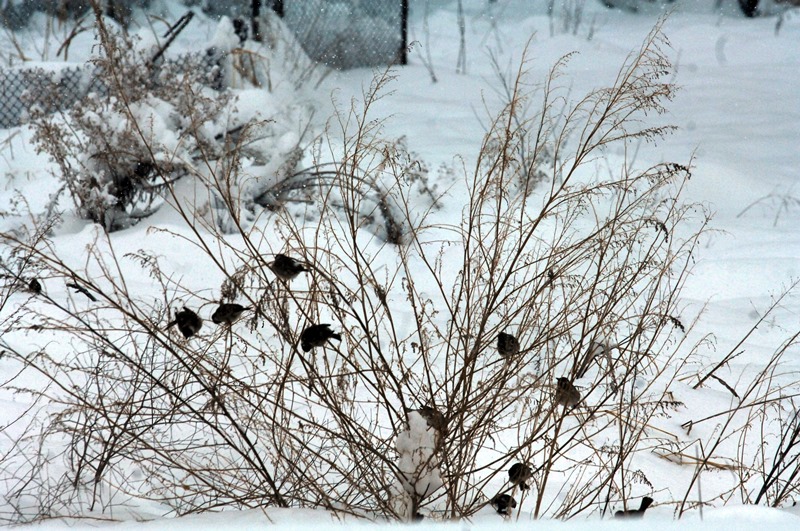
2, 18, 798, 526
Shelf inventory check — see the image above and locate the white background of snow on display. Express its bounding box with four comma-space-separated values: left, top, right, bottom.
1, 0, 799, 528
19, 503, 800, 529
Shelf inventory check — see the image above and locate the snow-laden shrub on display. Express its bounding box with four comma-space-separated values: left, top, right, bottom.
28, 14, 231, 232
28, 12, 317, 234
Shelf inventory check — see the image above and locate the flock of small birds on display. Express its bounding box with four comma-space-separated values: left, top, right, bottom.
492, 489, 654, 518
165, 254, 341, 352
26, 262, 650, 520
497, 332, 583, 409
488, 462, 531, 516
492, 460, 654, 518
488, 333, 653, 519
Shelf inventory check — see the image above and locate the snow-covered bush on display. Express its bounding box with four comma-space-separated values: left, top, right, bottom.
28, 10, 317, 234
28, 12, 230, 232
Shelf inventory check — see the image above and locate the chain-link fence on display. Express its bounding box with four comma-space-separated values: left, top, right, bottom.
203, 0, 408, 70
1, 65, 100, 129
2, 1, 408, 68
0, 50, 224, 129
280, 0, 406, 70
0, 1, 152, 29
0, 1, 408, 128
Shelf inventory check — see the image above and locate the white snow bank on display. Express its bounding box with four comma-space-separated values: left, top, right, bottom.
24, 504, 800, 530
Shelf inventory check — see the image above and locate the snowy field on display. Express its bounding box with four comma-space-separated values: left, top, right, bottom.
1, 0, 800, 529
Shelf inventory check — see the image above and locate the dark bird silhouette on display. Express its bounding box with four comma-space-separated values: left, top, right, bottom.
268, 253, 308, 281
300, 323, 341, 352
167, 307, 203, 338
28, 278, 42, 294
491, 493, 517, 516
615, 496, 654, 519
497, 332, 520, 356
212, 302, 248, 325
508, 462, 532, 490
555, 377, 581, 408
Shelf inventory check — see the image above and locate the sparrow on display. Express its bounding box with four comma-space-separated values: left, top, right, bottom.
615, 496, 654, 519
491, 493, 517, 515
212, 302, 248, 325
300, 323, 341, 352
508, 462, 532, 490
407, 405, 447, 437
167, 307, 203, 338
555, 377, 581, 408
497, 332, 520, 356
268, 253, 308, 281
28, 278, 42, 294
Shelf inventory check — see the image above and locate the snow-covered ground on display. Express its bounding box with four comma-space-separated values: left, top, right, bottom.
1, 0, 800, 528
20, 503, 800, 530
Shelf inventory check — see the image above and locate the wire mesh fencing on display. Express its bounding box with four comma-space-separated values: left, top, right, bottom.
280, 0, 406, 70
1, 66, 100, 129
0, 1, 409, 129
194, 1, 408, 69
0, 50, 224, 130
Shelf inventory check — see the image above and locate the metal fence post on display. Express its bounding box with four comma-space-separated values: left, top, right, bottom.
251, 0, 262, 41
401, 0, 408, 65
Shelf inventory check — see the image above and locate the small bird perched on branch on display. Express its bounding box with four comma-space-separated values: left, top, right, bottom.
167, 307, 203, 338
491, 494, 517, 516
555, 377, 581, 408
300, 323, 341, 352
497, 332, 520, 357
508, 462, 532, 490
212, 302, 248, 325
28, 278, 42, 294
615, 496, 654, 519
268, 253, 308, 282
